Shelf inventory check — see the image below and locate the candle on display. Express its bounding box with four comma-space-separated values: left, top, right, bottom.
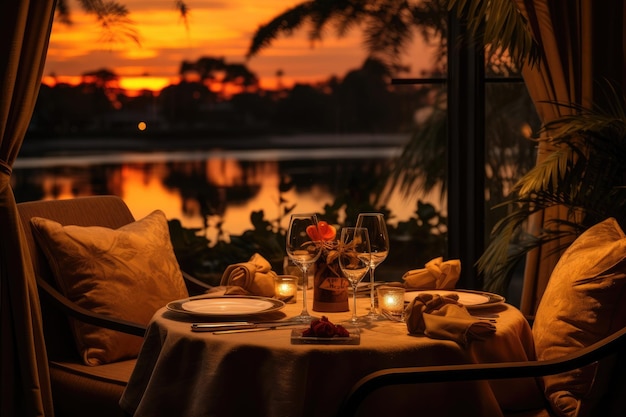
377, 286, 406, 320
274, 275, 298, 303
278, 283, 293, 296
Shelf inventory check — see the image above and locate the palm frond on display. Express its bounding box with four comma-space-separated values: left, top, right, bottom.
447, 0, 540, 66
308, 0, 367, 37
56, 0, 72, 25
480, 85, 626, 293
479, 215, 578, 293
515, 146, 573, 197
246, 1, 368, 59
362, 4, 415, 62
386, 100, 448, 201
246, 0, 449, 69
56, 1, 189, 45
174, 1, 190, 30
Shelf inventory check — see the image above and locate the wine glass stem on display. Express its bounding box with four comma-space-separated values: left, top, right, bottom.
352, 284, 358, 322
300, 265, 310, 317
369, 266, 376, 313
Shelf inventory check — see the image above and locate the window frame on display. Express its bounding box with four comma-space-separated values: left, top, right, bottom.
392, 11, 526, 289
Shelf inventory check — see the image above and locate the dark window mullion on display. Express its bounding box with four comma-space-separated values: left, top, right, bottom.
391, 11, 489, 289
447, 10, 485, 289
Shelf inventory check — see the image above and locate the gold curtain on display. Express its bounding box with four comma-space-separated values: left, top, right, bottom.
515, 0, 626, 316
0, 1, 57, 416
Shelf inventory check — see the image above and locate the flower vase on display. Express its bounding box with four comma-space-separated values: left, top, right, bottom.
313, 257, 349, 312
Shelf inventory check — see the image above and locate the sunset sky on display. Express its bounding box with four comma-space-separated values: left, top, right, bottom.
44, 0, 437, 94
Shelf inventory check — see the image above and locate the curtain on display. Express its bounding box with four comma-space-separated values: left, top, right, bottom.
1, 1, 57, 416
515, 0, 626, 316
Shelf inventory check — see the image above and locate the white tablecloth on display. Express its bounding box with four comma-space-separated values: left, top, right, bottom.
120, 291, 544, 417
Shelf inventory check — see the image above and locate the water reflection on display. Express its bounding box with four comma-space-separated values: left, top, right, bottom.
12, 147, 428, 245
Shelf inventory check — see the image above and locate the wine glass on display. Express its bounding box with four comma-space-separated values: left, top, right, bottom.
338, 227, 371, 324
355, 213, 389, 320
286, 213, 322, 323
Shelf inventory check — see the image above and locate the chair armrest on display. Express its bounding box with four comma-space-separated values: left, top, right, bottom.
36, 276, 146, 337
337, 325, 626, 417
182, 270, 213, 295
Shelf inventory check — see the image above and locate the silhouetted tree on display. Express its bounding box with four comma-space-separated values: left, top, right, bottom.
81, 68, 119, 88
31, 81, 114, 137
180, 57, 226, 83
159, 81, 215, 125
333, 57, 395, 132
222, 63, 259, 93
229, 92, 275, 130
273, 83, 334, 132
179, 57, 260, 99
275, 69, 285, 92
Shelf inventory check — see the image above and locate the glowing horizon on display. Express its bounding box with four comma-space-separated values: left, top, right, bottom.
44, 1, 438, 95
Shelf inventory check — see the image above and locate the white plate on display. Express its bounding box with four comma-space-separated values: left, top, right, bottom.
167, 296, 285, 317
403, 289, 505, 309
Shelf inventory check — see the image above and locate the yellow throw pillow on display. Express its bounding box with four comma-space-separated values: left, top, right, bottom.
533, 217, 626, 417
31, 210, 189, 366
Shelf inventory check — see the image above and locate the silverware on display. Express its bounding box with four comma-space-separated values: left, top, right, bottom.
191, 320, 302, 333
191, 322, 255, 332
213, 327, 279, 335
253, 320, 302, 327
213, 323, 305, 334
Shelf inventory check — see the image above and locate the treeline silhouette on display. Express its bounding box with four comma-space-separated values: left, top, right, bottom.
28, 56, 428, 141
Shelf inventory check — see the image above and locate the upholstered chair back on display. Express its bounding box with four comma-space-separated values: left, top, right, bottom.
17, 196, 136, 362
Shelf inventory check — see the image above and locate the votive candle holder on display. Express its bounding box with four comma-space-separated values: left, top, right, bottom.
274, 275, 298, 304
377, 286, 406, 321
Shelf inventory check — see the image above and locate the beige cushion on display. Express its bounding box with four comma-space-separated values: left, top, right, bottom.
31, 210, 189, 366
533, 217, 626, 417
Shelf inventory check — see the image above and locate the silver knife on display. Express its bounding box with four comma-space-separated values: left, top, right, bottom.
212, 327, 281, 335
191, 321, 302, 332
191, 322, 255, 332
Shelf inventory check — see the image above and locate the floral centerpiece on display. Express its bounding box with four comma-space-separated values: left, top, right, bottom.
306, 221, 349, 312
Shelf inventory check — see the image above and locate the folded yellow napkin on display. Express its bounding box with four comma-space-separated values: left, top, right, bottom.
402, 257, 461, 289
205, 286, 250, 296
220, 253, 277, 297
405, 293, 495, 346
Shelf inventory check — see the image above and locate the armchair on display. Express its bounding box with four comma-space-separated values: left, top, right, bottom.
339, 217, 626, 417
18, 195, 210, 417
338, 324, 626, 417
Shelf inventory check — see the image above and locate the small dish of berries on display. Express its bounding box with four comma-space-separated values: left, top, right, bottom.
291, 316, 360, 345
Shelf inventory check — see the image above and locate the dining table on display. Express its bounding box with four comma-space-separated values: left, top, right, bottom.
119, 287, 545, 417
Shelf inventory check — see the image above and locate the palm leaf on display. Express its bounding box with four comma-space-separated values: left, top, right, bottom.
447, 0, 540, 66
246, 0, 449, 68
246, 1, 369, 59
387, 101, 448, 201
56, 1, 189, 45
480, 86, 626, 293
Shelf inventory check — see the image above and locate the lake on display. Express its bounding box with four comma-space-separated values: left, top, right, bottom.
12, 134, 445, 278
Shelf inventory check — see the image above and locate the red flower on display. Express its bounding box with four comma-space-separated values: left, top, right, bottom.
306, 221, 337, 241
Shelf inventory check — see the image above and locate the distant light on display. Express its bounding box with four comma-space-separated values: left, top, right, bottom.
520, 123, 532, 139
138, 121, 147, 131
